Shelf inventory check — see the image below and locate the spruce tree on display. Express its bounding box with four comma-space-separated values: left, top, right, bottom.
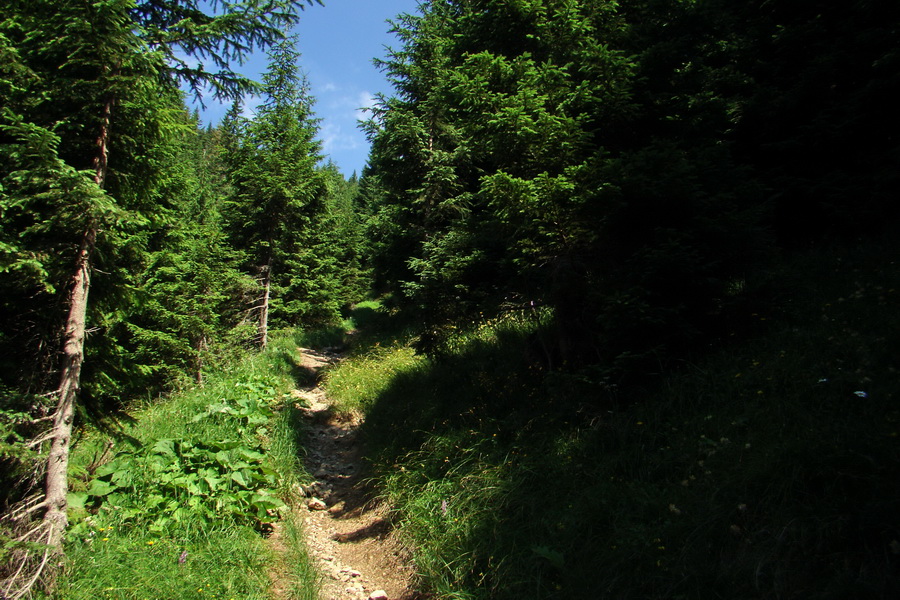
0, 1, 317, 595
224, 36, 327, 348
365, 0, 769, 371
125, 115, 252, 387
319, 162, 369, 306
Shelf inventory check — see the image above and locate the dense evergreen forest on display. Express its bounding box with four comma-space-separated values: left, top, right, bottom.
2, 0, 899, 598
364, 0, 899, 368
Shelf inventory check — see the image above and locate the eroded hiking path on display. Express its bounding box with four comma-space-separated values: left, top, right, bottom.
291, 348, 422, 600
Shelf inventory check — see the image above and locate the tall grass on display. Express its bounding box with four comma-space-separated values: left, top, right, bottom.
323, 242, 900, 599
58, 331, 318, 600
324, 344, 420, 417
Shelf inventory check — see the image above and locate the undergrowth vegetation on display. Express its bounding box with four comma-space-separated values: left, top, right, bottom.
55, 332, 317, 600
325, 242, 900, 599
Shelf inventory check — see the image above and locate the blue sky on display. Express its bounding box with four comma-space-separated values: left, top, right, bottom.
195, 0, 419, 177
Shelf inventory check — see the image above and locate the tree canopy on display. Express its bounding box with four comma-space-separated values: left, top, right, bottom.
363, 0, 899, 375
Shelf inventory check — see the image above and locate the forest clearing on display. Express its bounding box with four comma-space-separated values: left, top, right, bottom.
2, 1, 899, 599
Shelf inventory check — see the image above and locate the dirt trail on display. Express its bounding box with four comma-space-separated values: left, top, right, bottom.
290, 348, 423, 600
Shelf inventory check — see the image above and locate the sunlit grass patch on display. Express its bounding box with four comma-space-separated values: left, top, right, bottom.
59, 522, 272, 600
323, 344, 421, 417
61, 331, 317, 599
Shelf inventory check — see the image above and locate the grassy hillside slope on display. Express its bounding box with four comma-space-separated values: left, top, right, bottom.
327, 240, 900, 599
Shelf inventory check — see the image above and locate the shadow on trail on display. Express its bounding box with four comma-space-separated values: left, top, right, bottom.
331, 517, 393, 543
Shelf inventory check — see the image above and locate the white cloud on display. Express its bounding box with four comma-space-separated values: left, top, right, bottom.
240, 95, 264, 119
319, 122, 363, 154
355, 91, 378, 120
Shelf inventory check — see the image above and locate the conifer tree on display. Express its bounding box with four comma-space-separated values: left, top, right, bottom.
125, 115, 252, 387
319, 162, 369, 308
1, 1, 317, 595
225, 36, 327, 348
366, 0, 768, 370
366, 0, 636, 346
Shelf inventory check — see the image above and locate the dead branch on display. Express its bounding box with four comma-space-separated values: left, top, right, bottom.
3, 493, 44, 517
13, 546, 53, 600
2, 554, 30, 599
7, 498, 48, 522
2, 520, 54, 600
14, 520, 47, 543
25, 432, 55, 449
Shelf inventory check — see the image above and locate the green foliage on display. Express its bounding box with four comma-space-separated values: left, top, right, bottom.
697, 0, 900, 242
382, 436, 517, 597
122, 114, 253, 390
223, 36, 339, 337
135, 0, 320, 102
60, 331, 317, 599
364, 0, 770, 375
0, 1, 342, 594
71, 381, 285, 537
0, 393, 43, 505
318, 162, 371, 305
0, 0, 326, 399
365, 0, 900, 382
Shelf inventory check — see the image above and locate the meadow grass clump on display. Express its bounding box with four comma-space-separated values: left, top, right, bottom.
346, 300, 383, 330
379, 432, 522, 598
324, 344, 420, 417
59, 329, 317, 599
57, 523, 272, 600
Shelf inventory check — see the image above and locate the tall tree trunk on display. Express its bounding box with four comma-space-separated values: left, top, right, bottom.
43, 93, 111, 552
258, 259, 272, 349
0, 229, 93, 599
43, 226, 95, 550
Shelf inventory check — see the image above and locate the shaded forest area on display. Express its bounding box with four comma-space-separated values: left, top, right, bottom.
364, 0, 899, 374
2, 0, 899, 598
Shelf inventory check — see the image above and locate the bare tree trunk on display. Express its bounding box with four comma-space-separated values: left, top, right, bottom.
43, 227, 95, 550
258, 259, 272, 350
194, 334, 207, 385
43, 92, 110, 562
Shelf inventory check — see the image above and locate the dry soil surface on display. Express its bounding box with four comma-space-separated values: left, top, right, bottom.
288, 348, 424, 600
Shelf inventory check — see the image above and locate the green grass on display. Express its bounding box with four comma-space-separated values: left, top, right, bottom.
322, 241, 900, 599
58, 330, 319, 600
317, 298, 425, 418
324, 343, 420, 417
57, 524, 272, 600
277, 512, 320, 600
